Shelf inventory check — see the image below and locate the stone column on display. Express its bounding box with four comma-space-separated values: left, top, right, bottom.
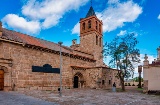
143, 54, 149, 66
143, 54, 149, 92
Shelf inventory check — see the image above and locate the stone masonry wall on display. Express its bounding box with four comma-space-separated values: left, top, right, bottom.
102, 68, 121, 89
0, 41, 95, 91
80, 33, 103, 66
85, 68, 102, 88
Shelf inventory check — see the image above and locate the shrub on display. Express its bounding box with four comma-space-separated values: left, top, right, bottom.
128, 83, 131, 86
132, 84, 135, 86
125, 83, 127, 86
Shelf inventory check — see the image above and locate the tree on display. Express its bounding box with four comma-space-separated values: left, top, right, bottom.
103, 33, 140, 91
132, 77, 143, 82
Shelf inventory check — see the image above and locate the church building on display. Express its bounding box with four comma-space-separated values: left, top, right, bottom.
143, 46, 160, 92
0, 6, 120, 91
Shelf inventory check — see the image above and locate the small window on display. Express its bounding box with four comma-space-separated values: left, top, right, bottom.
96, 21, 98, 30
82, 23, 85, 30
88, 20, 91, 29
99, 37, 101, 47
96, 36, 98, 45
109, 80, 111, 85
99, 24, 101, 32
102, 80, 105, 85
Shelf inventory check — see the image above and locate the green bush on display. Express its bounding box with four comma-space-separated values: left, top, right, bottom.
128, 83, 131, 86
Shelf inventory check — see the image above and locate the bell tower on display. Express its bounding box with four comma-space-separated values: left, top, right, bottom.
79, 6, 103, 66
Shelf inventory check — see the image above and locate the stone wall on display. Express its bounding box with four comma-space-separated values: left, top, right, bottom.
102, 68, 121, 89
85, 68, 102, 88
72, 50, 93, 59
143, 80, 148, 92
0, 41, 95, 91
79, 33, 103, 66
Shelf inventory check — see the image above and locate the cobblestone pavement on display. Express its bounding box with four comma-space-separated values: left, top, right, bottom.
0, 91, 58, 105
18, 87, 160, 105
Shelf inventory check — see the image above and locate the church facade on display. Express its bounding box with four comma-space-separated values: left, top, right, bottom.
143, 47, 160, 92
0, 7, 120, 91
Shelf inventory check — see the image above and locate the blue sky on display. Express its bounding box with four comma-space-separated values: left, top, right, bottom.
0, 0, 160, 67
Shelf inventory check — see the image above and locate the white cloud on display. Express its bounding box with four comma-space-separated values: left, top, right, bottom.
108, 0, 119, 4
22, 0, 89, 29
117, 30, 127, 36
158, 14, 160, 20
72, 22, 80, 35
100, 1, 142, 32
3, 0, 89, 35
72, 0, 142, 34
2, 14, 40, 34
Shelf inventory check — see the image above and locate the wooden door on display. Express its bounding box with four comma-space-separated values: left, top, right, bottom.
0, 70, 4, 90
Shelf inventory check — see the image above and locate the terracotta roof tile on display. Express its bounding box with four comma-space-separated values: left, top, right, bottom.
0, 28, 95, 61
1, 28, 72, 53
149, 61, 160, 66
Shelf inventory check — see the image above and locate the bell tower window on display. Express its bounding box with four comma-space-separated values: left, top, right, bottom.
99, 24, 101, 33
88, 20, 91, 29
96, 35, 98, 45
96, 21, 98, 30
99, 37, 101, 47
82, 23, 85, 30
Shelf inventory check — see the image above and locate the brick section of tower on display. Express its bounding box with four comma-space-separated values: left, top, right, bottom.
79, 11, 103, 67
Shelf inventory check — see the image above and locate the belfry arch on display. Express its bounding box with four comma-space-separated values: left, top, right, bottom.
73, 72, 85, 88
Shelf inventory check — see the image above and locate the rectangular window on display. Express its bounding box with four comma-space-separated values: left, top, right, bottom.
109, 80, 111, 85
96, 36, 98, 45
102, 80, 105, 85
99, 37, 101, 47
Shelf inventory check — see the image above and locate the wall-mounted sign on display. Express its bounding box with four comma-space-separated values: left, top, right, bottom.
32, 64, 60, 73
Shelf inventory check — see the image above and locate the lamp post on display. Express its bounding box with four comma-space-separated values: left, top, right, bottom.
138, 65, 142, 88
58, 42, 63, 97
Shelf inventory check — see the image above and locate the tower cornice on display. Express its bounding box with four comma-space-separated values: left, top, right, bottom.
80, 16, 103, 24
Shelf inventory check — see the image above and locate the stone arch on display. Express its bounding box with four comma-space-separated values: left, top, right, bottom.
88, 20, 91, 29
0, 65, 8, 73
73, 72, 85, 88
0, 65, 9, 91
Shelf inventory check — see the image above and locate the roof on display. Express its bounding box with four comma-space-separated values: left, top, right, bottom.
1, 28, 72, 53
149, 61, 160, 66
85, 6, 96, 18
0, 28, 95, 62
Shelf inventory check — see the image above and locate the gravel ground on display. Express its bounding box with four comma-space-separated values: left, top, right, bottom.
17, 87, 160, 105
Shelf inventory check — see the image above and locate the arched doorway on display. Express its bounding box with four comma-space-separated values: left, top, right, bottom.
74, 76, 79, 88
0, 69, 4, 90
73, 72, 85, 88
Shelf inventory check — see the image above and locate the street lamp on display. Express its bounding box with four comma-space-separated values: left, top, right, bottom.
138, 65, 142, 88
58, 41, 63, 97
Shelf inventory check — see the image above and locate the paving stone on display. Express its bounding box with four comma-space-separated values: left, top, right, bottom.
0, 91, 58, 105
